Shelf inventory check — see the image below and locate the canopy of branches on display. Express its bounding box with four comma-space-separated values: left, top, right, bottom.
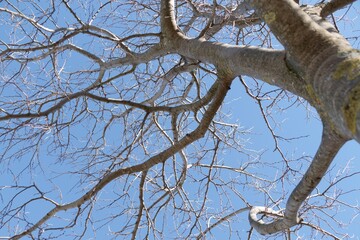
0, 0, 359, 239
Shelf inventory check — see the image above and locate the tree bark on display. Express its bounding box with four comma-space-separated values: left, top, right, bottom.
252, 0, 360, 142
160, 0, 311, 102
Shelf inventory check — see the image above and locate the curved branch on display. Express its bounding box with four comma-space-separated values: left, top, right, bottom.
0, 6, 54, 33
197, 207, 251, 239
300, 221, 342, 239
104, 44, 167, 68
249, 125, 347, 235
85, 78, 218, 114
0, 30, 81, 59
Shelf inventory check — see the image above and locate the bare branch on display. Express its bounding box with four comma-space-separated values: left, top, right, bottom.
321, 0, 356, 17
11, 74, 233, 239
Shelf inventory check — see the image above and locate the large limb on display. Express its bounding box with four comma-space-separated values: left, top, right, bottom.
160, 0, 312, 103
251, 0, 352, 70
249, 125, 347, 234
252, 0, 360, 142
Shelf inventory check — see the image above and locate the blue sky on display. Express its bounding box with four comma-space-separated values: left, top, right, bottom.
0, 0, 360, 239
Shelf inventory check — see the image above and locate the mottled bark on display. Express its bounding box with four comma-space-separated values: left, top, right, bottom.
252, 0, 360, 142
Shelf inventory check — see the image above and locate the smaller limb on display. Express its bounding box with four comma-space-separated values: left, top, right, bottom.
10, 74, 233, 239
197, 207, 251, 239
320, 0, 356, 17
249, 124, 347, 235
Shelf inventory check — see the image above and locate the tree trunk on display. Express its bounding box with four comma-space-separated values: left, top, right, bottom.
252, 0, 360, 142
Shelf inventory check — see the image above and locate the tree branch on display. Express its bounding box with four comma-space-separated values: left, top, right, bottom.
160, 0, 311, 102
249, 125, 347, 234
11, 74, 233, 239
320, 0, 356, 18
251, 0, 351, 73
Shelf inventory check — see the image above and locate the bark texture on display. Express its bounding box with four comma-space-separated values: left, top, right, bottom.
252, 0, 360, 142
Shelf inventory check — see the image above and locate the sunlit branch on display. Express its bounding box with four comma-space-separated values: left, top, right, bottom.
1, 43, 103, 64
1, 0, 359, 238
104, 44, 168, 68
131, 170, 148, 240
62, 0, 84, 25
300, 221, 341, 239
85, 77, 218, 114
0, 5, 54, 33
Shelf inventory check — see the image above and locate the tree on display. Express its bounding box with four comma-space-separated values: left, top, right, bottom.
0, 0, 359, 238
